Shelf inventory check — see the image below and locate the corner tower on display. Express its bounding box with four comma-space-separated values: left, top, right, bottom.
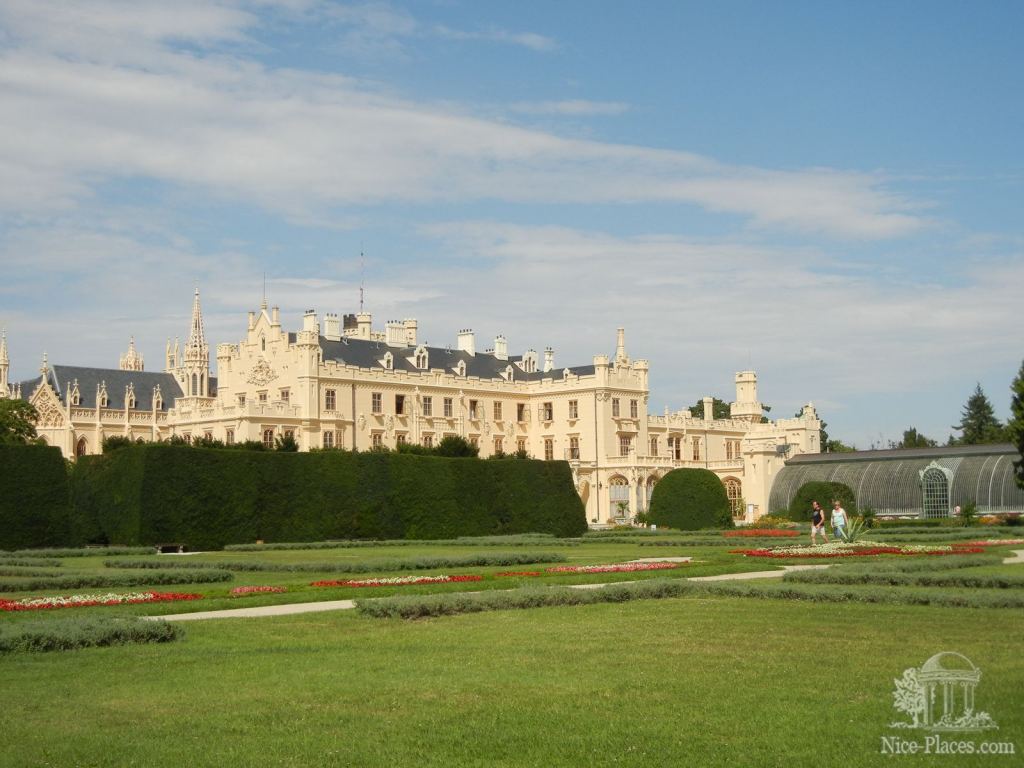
177, 289, 211, 398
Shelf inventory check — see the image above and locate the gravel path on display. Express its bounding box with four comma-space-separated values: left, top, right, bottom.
151, 564, 825, 622
1004, 549, 1024, 565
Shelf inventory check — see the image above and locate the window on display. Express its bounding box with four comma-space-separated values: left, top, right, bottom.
724, 478, 743, 518
650, 436, 658, 456
516, 438, 527, 454
226, 429, 235, 445
630, 399, 638, 419
423, 434, 433, 448
323, 431, 333, 449
280, 389, 289, 404
443, 397, 453, 418
470, 436, 479, 448
182, 433, 191, 444
493, 401, 502, 420
371, 432, 382, 449
469, 399, 479, 419
612, 398, 620, 417
493, 436, 503, 455
726, 439, 741, 461
262, 429, 274, 449
619, 435, 632, 457
204, 431, 213, 441
71, 390, 80, 406
238, 394, 246, 407
324, 389, 336, 411
261, 337, 266, 351
422, 396, 432, 417
383, 352, 393, 370
75, 437, 88, 457
284, 430, 294, 441
541, 402, 553, 421
395, 394, 406, 415
608, 476, 629, 520
415, 348, 428, 369
396, 433, 406, 446
544, 438, 554, 461
568, 400, 578, 420
127, 393, 136, 409
569, 436, 580, 460
692, 436, 701, 462
922, 467, 950, 519
371, 392, 382, 413
517, 403, 526, 422
258, 391, 267, 403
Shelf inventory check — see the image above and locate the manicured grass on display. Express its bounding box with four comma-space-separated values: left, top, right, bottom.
1, 596, 1021, 766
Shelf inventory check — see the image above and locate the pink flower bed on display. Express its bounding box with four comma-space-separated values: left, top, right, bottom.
724, 529, 799, 538
0, 591, 203, 612
546, 562, 681, 574
733, 547, 985, 559
495, 571, 543, 577
230, 586, 287, 596
311, 574, 483, 588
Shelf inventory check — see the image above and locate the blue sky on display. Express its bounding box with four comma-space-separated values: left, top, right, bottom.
1, 0, 1021, 448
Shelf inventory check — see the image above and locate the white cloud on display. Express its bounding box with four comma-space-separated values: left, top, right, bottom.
0, 2, 925, 239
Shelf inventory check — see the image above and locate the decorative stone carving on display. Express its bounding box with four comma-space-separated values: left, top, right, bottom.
385, 415, 394, 436
357, 414, 366, 431
246, 358, 279, 386
31, 383, 65, 428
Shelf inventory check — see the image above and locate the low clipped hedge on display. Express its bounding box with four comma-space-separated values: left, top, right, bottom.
787, 481, 857, 522
0, 569, 232, 593
783, 569, 1024, 589
0, 556, 63, 568
0, 616, 181, 654
6, 546, 156, 558
697, 581, 1024, 609
224, 534, 571, 551
74, 445, 586, 549
0, 444, 72, 550
106, 551, 567, 574
647, 468, 734, 531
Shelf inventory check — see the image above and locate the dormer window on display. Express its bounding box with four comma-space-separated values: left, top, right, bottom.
414, 345, 428, 370
383, 351, 393, 370
260, 336, 266, 352
127, 393, 136, 409
521, 350, 537, 373
455, 360, 466, 376
126, 383, 136, 410
69, 380, 80, 406
98, 381, 108, 408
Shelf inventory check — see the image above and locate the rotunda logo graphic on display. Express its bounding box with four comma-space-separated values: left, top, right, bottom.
890, 652, 998, 732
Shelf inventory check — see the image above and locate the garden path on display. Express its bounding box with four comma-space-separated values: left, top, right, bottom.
150, 565, 827, 622
1003, 549, 1024, 564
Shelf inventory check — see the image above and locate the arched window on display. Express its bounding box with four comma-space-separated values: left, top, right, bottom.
383, 351, 393, 370
723, 477, 743, 519
456, 360, 466, 377
261, 336, 266, 351
75, 437, 88, 458
262, 428, 275, 449
921, 467, 950, 519
645, 475, 658, 509
191, 374, 197, 396
608, 475, 630, 521
200, 372, 205, 396
414, 346, 428, 370
323, 431, 334, 449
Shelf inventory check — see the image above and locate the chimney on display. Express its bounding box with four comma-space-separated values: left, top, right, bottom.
615, 327, 628, 365
302, 309, 318, 333
543, 346, 554, 372
494, 334, 508, 361
247, 311, 255, 331
323, 313, 341, 341
356, 312, 372, 340
703, 396, 715, 422
457, 329, 475, 356
271, 306, 280, 327
385, 320, 406, 347
403, 318, 418, 346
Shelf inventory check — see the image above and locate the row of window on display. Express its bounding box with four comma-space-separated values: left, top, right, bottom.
610, 398, 640, 419
238, 389, 288, 407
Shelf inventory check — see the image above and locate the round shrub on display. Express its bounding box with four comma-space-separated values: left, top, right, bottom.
648, 469, 733, 531
788, 481, 857, 522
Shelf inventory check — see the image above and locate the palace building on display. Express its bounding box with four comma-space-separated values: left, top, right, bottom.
1, 292, 823, 525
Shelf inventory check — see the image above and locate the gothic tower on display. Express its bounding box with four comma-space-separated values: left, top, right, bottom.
119, 336, 145, 372
181, 289, 210, 398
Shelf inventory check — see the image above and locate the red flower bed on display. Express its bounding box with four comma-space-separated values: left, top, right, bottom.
495, 571, 543, 577
723, 529, 799, 538
311, 574, 484, 588
230, 586, 287, 596
0, 591, 203, 612
953, 539, 1024, 548
547, 562, 681, 574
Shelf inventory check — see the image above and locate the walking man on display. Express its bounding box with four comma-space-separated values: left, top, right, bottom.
810, 501, 829, 545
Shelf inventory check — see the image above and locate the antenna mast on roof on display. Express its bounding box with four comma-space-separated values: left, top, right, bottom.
359, 245, 365, 313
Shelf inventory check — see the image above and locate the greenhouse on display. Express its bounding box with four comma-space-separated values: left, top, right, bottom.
769, 443, 1024, 519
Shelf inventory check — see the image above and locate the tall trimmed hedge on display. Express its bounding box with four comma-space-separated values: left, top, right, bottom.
788, 481, 857, 522
0, 444, 72, 550
72, 445, 586, 549
648, 468, 734, 530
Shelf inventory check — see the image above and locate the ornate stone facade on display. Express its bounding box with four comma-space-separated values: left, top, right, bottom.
2, 292, 822, 524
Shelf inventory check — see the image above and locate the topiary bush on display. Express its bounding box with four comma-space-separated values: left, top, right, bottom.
647, 468, 733, 531
787, 481, 857, 522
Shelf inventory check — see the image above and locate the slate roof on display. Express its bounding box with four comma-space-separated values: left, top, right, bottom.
17, 365, 206, 411
318, 336, 596, 382
785, 443, 1018, 464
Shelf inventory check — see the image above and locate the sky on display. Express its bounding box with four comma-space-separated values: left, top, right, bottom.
1, 0, 1021, 449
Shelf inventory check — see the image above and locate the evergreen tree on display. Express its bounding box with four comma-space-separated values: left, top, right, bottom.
1009, 359, 1024, 488
952, 383, 1005, 445
898, 427, 937, 449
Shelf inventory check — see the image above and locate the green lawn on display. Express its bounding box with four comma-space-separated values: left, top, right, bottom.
1, 595, 1021, 767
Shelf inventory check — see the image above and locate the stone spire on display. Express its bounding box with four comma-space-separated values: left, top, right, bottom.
119, 336, 145, 371
0, 328, 8, 398
615, 327, 629, 366
185, 288, 208, 363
